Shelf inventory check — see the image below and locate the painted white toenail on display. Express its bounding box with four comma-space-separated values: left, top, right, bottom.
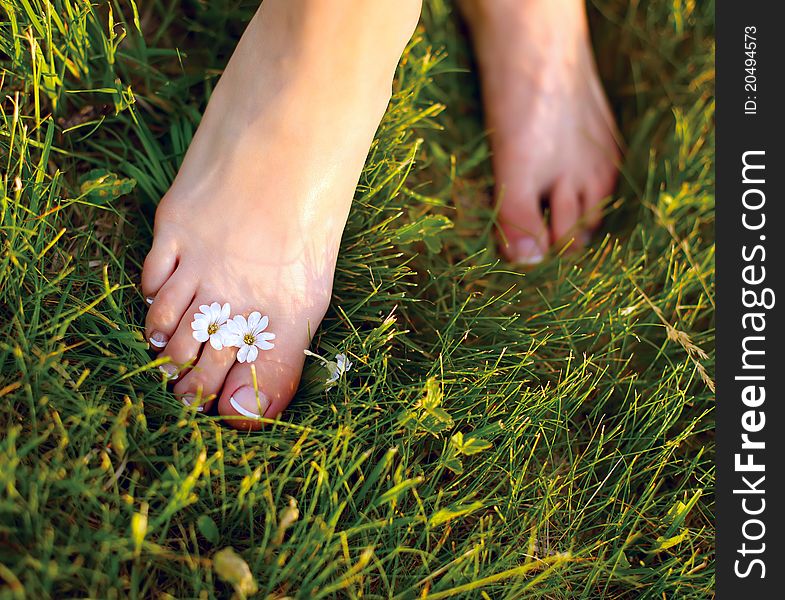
182, 395, 204, 412
229, 396, 260, 418
150, 332, 168, 348
513, 238, 544, 265
145, 296, 155, 305
229, 386, 269, 419
158, 364, 179, 380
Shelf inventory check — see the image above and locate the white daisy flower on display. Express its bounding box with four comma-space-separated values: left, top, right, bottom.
191, 302, 231, 350
225, 311, 276, 363
304, 349, 354, 386
326, 353, 353, 384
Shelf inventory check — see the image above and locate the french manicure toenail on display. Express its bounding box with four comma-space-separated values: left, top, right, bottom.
158, 364, 179, 380
514, 238, 544, 265
229, 396, 259, 418
145, 296, 155, 305
229, 386, 269, 419
149, 332, 168, 348
182, 395, 204, 412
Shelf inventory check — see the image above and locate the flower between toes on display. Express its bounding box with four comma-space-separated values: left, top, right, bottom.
191, 302, 231, 350
225, 311, 276, 363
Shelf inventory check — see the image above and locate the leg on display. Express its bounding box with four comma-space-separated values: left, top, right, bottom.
142, 0, 421, 428
461, 0, 620, 263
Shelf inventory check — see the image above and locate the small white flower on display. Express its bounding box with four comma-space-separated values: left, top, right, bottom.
191, 302, 231, 350
225, 311, 276, 363
304, 349, 354, 386
326, 353, 353, 384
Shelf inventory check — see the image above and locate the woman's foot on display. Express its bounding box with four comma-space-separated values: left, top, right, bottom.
462, 0, 620, 264
141, 0, 420, 429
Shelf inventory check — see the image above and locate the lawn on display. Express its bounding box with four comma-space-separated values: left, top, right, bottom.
0, 1, 714, 598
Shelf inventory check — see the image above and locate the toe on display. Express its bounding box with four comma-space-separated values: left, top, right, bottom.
173, 343, 237, 413
142, 235, 179, 300
549, 179, 583, 249
158, 299, 205, 374
145, 270, 195, 352
497, 192, 549, 265
218, 351, 306, 430
582, 167, 618, 230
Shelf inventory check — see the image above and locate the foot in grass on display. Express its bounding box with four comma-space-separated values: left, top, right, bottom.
462, 0, 620, 264
141, 0, 420, 428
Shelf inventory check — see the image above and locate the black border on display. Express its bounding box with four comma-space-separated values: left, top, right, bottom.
717, 1, 784, 596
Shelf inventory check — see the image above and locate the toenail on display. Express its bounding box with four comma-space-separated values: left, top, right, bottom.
145, 296, 155, 305
150, 331, 168, 348
158, 363, 179, 380
229, 386, 269, 419
513, 238, 544, 265
181, 394, 204, 412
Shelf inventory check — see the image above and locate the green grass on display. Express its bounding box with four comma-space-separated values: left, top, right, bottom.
0, 0, 714, 598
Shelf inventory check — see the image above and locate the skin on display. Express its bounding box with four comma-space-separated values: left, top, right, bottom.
142, 0, 620, 428
461, 0, 620, 263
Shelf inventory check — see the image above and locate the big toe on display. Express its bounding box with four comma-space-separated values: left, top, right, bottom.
218, 352, 306, 430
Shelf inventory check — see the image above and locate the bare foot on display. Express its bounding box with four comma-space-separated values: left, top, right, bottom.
462, 0, 620, 264
141, 0, 420, 429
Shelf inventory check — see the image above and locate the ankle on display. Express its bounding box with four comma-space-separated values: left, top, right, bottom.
462, 0, 587, 37
246, 0, 420, 95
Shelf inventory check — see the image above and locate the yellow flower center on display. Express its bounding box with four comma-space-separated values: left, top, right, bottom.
207, 323, 219, 335
243, 333, 256, 345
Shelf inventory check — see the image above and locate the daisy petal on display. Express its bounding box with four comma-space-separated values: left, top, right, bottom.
193, 329, 209, 342
256, 340, 274, 351
237, 345, 250, 363
255, 315, 269, 334
199, 304, 210, 314
223, 333, 241, 347
220, 302, 231, 321
246, 346, 259, 363
248, 311, 262, 330
191, 320, 206, 331
209, 335, 224, 351
258, 332, 275, 341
